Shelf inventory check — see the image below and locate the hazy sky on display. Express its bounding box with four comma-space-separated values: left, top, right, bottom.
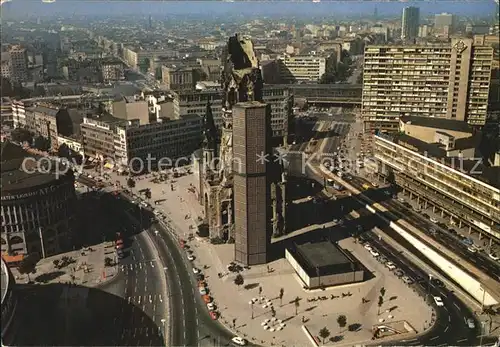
1, 0, 496, 19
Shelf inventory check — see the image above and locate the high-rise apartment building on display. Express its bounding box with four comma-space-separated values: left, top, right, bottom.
233, 102, 270, 266
1, 46, 29, 83
401, 6, 420, 41
362, 38, 493, 132
279, 54, 333, 83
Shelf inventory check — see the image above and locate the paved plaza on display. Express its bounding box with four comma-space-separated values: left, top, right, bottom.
94, 167, 434, 346
11, 241, 119, 288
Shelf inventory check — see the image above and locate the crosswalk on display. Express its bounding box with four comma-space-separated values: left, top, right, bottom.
126, 294, 163, 304
121, 261, 156, 272
121, 326, 162, 338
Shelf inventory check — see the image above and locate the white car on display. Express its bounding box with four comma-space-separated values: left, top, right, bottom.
231, 337, 248, 346
199, 287, 207, 295
370, 249, 380, 257
433, 296, 444, 307
430, 217, 438, 223
385, 261, 396, 270
488, 253, 499, 261
364, 244, 372, 251
467, 246, 477, 253
207, 302, 215, 311
398, 197, 405, 203
192, 267, 201, 274
187, 254, 195, 261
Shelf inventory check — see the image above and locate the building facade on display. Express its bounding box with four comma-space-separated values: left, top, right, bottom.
1, 143, 77, 258
233, 102, 270, 265
374, 132, 500, 244
161, 65, 196, 91
1, 98, 13, 129
278, 54, 329, 83
401, 6, 420, 41
101, 59, 124, 82
362, 38, 493, 132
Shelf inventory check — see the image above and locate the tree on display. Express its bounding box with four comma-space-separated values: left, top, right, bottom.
319, 327, 331, 344
127, 177, 136, 189
279, 288, 284, 306
53, 259, 60, 269
294, 296, 300, 315
356, 70, 364, 84
259, 286, 263, 296
104, 257, 113, 267
145, 189, 152, 200
33, 136, 50, 152
57, 143, 72, 160
337, 315, 347, 333
320, 70, 336, 84
270, 306, 276, 317
234, 274, 244, 289
377, 295, 384, 315
11, 128, 34, 144
18, 257, 37, 282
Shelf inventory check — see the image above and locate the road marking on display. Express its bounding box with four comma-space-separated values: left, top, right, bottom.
430, 336, 439, 341
444, 325, 449, 333
140, 263, 143, 269
448, 315, 451, 322
133, 328, 137, 337
457, 338, 467, 343
453, 303, 461, 311
128, 297, 131, 303
129, 264, 133, 270
151, 262, 155, 268
159, 295, 163, 303
149, 295, 152, 303
138, 296, 141, 304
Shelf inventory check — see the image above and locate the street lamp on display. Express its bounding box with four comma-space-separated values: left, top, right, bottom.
426, 274, 433, 301
249, 300, 254, 319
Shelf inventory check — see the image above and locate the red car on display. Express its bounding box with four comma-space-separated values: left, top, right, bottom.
180, 239, 186, 248
209, 311, 219, 320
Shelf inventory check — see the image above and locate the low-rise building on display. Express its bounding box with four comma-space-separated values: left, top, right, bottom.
11, 100, 30, 129
1, 98, 13, 128
57, 135, 84, 156
373, 116, 500, 245
101, 58, 124, 82
278, 53, 336, 83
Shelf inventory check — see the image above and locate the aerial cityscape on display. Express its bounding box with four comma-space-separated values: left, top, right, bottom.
0, 1, 499, 346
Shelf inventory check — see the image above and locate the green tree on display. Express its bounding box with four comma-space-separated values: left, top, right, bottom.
234, 274, 244, 289
11, 128, 34, 144
378, 295, 384, 315
104, 257, 114, 267
279, 287, 284, 306
145, 189, 152, 200
18, 257, 37, 282
57, 143, 72, 160
319, 327, 331, 344
270, 305, 276, 317
380, 287, 386, 298
33, 136, 50, 151
53, 259, 60, 269
294, 296, 300, 315
337, 314, 347, 333
356, 70, 364, 84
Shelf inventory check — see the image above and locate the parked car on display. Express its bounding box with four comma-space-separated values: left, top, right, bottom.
433, 296, 444, 307
378, 256, 388, 264
370, 249, 380, 257
187, 254, 195, 261
465, 318, 475, 329
394, 269, 405, 278
207, 302, 216, 311
402, 276, 414, 285
385, 261, 396, 270
430, 217, 438, 223
398, 197, 405, 203
231, 337, 248, 346
488, 253, 499, 261
467, 246, 477, 253
202, 295, 212, 304
364, 244, 372, 251
210, 311, 219, 320
431, 278, 445, 288
193, 267, 201, 274
199, 287, 207, 295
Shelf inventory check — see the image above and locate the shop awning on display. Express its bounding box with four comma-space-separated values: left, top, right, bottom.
1, 254, 24, 264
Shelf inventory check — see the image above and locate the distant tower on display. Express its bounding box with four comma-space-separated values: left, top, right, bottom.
148, 15, 153, 30
374, 6, 378, 20
233, 102, 271, 266
401, 6, 420, 41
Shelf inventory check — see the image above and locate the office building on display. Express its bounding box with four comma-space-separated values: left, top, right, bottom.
11, 100, 30, 128
233, 102, 270, 265
362, 38, 493, 132
101, 59, 124, 82
278, 54, 331, 83
373, 117, 500, 245
112, 96, 149, 125
434, 13, 456, 36
401, 6, 420, 41
161, 65, 196, 91
1, 142, 77, 258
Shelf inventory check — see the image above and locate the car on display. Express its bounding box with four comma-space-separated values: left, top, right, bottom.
187, 254, 195, 261
488, 253, 499, 261
385, 261, 396, 270
210, 311, 219, 320
430, 217, 438, 223
402, 276, 414, 285
364, 244, 372, 250
465, 318, 475, 329
378, 256, 388, 264
202, 295, 212, 303
196, 273, 205, 281
198, 280, 207, 287
193, 267, 201, 274
199, 287, 207, 295
431, 278, 445, 288
467, 246, 477, 253
231, 337, 248, 346
394, 269, 405, 278
429, 227, 437, 235
433, 296, 444, 307
370, 249, 380, 257
207, 302, 216, 311
383, 190, 391, 196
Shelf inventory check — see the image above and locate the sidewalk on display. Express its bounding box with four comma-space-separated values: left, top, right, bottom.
12, 241, 119, 288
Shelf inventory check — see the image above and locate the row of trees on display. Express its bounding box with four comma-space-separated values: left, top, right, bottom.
319, 50, 354, 84
319, 314, 347, 343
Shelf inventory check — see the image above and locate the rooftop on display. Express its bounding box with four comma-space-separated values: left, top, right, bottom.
400, 116, 473, 134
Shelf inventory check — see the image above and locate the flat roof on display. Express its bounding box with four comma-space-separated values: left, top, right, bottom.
400, 116, 473, 134
289, 240, 362, 277
297, 241, 352, 268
